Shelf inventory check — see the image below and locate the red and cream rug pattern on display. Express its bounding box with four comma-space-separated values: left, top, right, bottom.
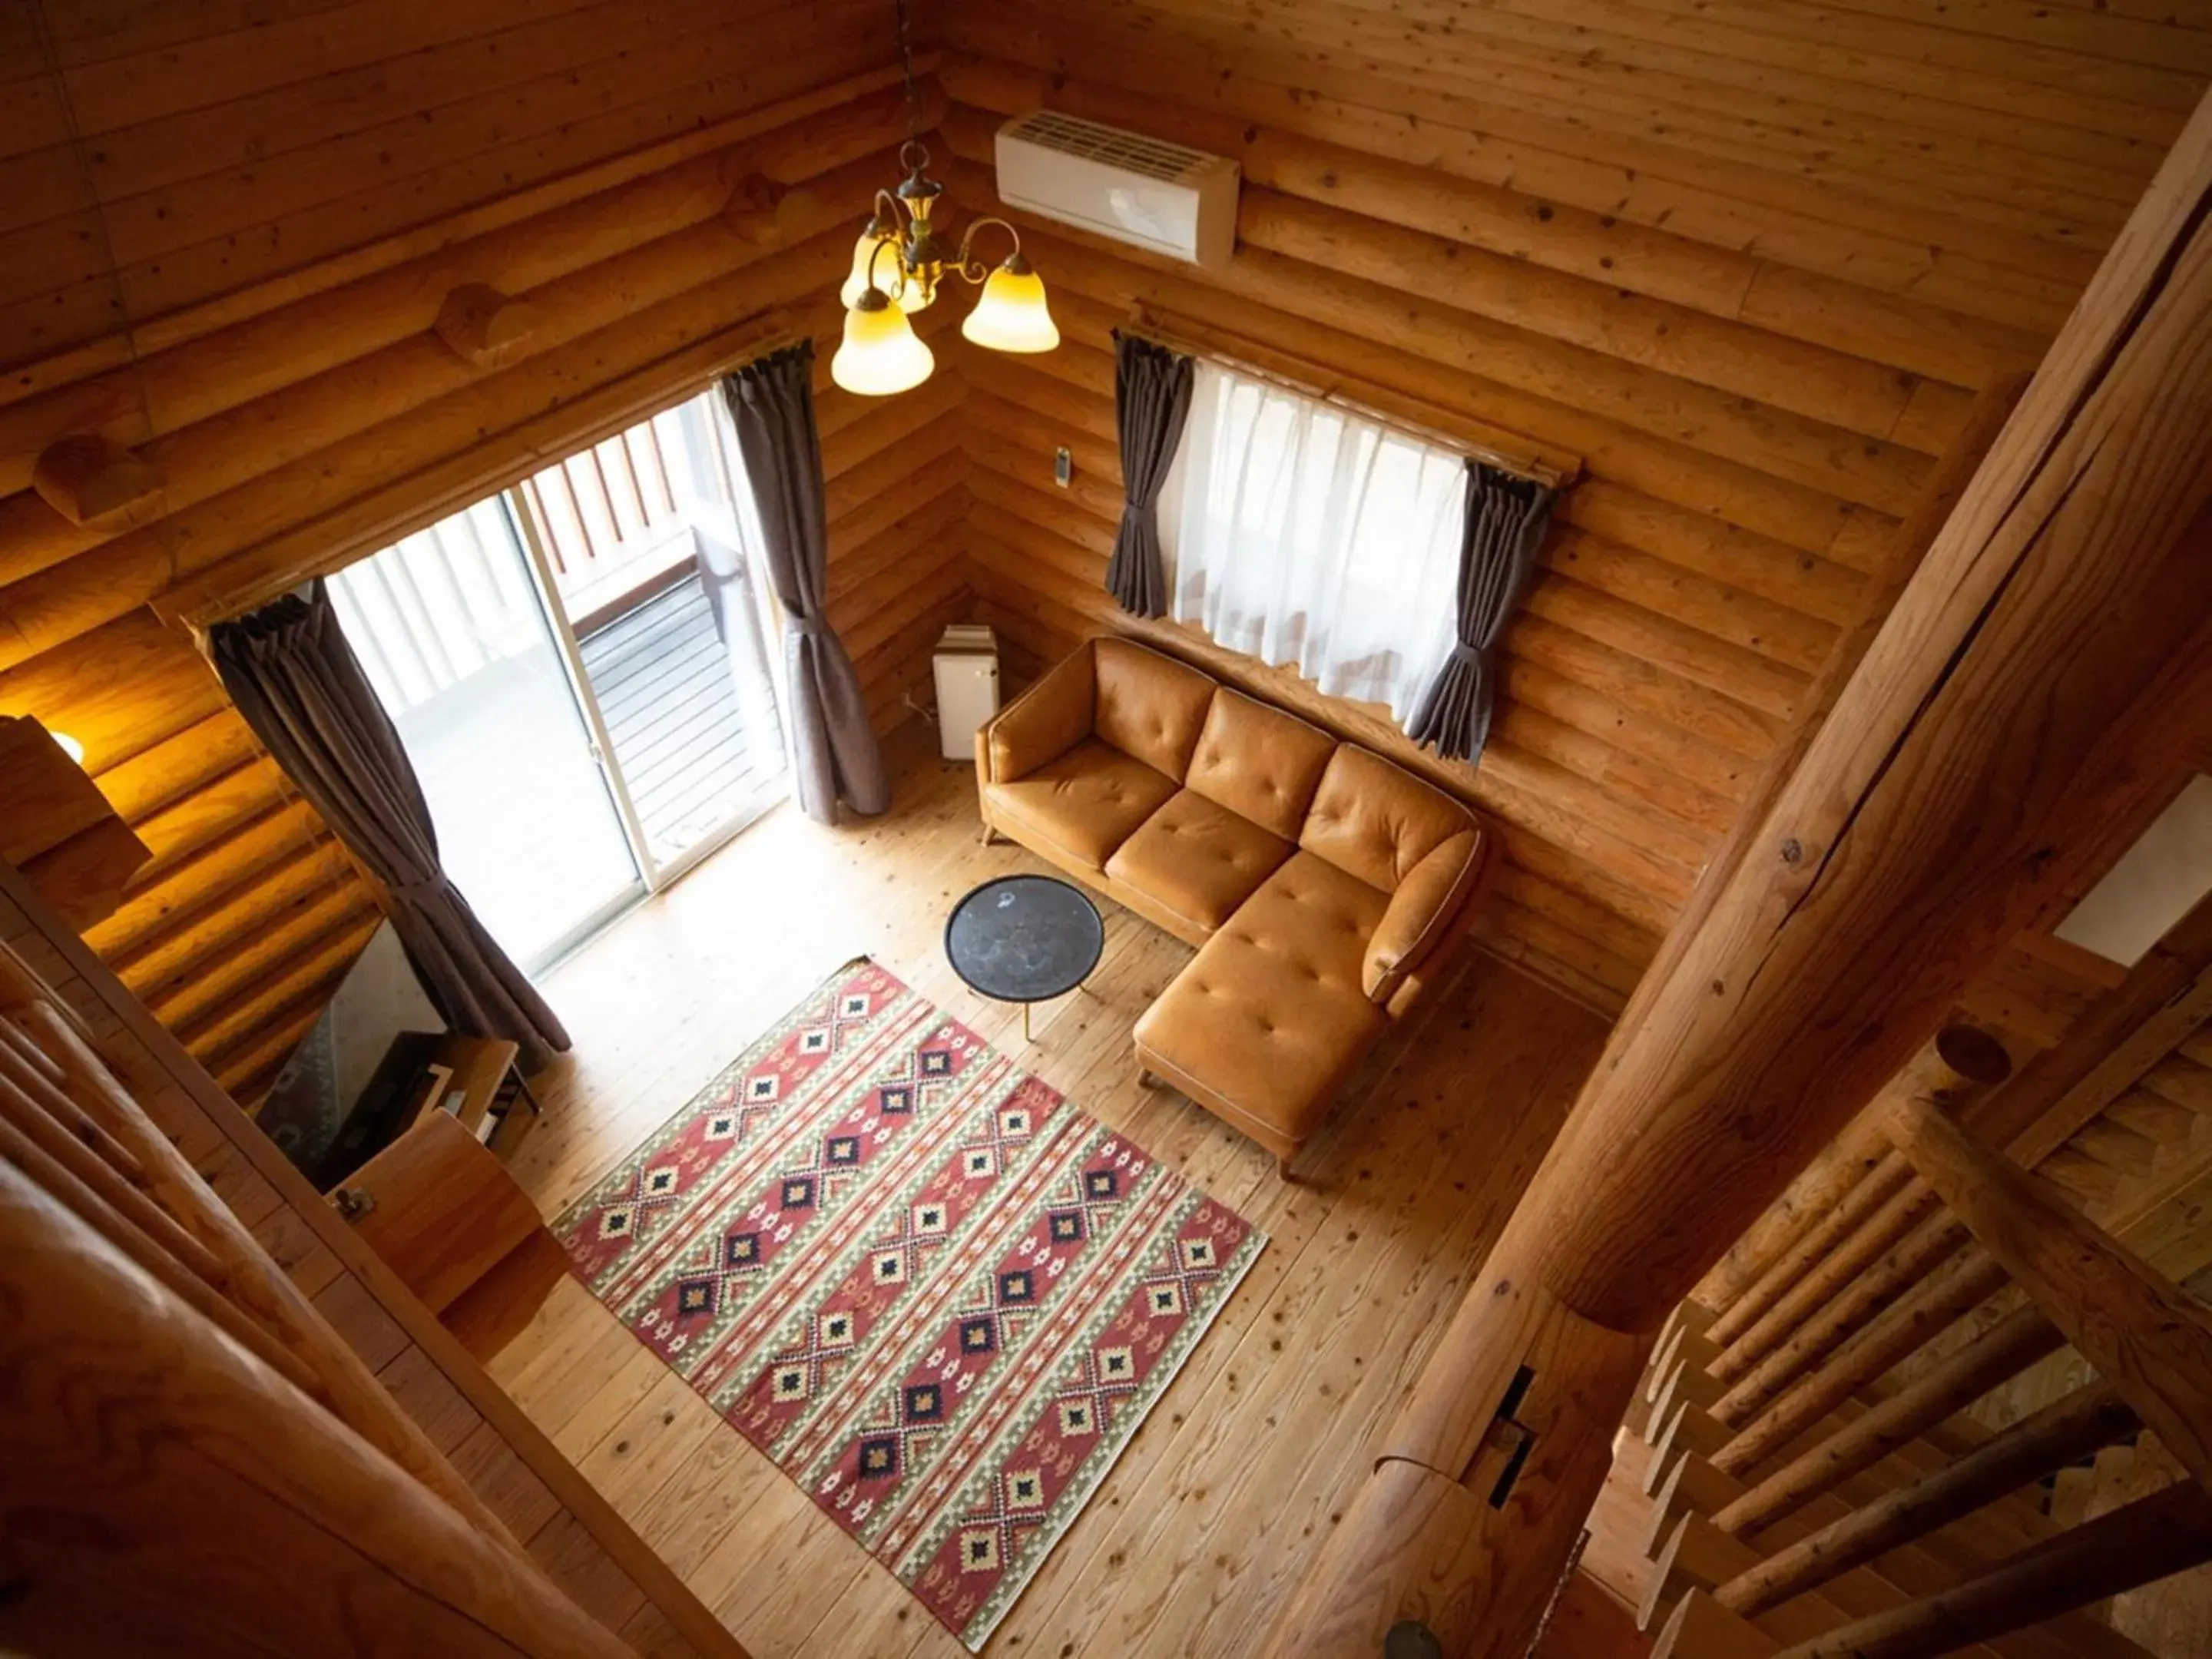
558, 959, 1264, 1649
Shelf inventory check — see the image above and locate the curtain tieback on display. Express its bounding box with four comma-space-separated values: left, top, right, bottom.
1446, 639, 1491, 671
386, 876, 449, 903
787, 611, 831, 638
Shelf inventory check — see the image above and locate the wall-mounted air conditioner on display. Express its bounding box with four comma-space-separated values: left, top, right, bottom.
994, 111, 1240, 268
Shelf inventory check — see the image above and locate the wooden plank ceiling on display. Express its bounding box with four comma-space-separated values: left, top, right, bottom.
0, 0, 969, 1101
930, 0, 2212, 1011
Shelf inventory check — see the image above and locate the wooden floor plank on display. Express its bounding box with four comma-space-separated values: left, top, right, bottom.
487, 720, 1611, 1655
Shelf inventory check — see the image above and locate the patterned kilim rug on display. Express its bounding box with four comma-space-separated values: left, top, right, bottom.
557, 959, 1265, 1649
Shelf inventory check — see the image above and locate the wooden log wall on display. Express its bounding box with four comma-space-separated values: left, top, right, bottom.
0, 2, 970, 1095
0, 853, 745, 1655
931, 0, 2212, 1014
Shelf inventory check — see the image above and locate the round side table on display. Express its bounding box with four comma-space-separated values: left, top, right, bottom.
945, 874, 1105, 1042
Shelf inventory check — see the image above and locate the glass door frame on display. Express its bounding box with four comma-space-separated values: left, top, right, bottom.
501, 388, 790, 903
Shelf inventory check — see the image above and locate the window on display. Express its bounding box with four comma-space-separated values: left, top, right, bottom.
1156, 362, 1469, 721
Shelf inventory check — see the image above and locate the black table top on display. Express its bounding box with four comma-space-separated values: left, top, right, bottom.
945, 874, 1106, 1004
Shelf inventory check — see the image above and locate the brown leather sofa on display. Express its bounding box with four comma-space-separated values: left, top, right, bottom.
974, 637, 1492, 1174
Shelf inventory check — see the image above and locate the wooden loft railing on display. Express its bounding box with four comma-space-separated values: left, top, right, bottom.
1627, 1024, 2212, 1658
0, 935, 636, 1656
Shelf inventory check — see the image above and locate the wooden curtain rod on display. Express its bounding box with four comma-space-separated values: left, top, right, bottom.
1121, 307, 1575, 489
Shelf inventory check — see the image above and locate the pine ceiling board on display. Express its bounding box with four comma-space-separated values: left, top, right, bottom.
88, 0, 871, 265
53, 0, 598, 135
104, 31, 893, 322
942, 16, 2096, 335
38, 0, 363, 70
1307, 0, 2175, 177
76, 0, 634, 201
1177, 0, 2146, 238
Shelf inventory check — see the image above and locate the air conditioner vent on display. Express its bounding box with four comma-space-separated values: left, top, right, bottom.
995, 111, 1240, 268
999, 111, 1218, 186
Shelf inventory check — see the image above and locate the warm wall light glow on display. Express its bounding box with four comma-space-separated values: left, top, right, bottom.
832, 293, 934, 396
962, 257, 1059, 353
49, 730, 85, 766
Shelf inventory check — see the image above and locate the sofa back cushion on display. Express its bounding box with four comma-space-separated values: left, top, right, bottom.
1093, 638, 1217, 780
1184, 690, 1339, 839
1299, 746, 1474, 892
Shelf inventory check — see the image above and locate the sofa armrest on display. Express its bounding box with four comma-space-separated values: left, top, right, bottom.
1363, 828, 1485, 1004
982, 641, 1098, 783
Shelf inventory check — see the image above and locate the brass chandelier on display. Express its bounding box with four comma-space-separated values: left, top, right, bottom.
830, 1, 1058, 396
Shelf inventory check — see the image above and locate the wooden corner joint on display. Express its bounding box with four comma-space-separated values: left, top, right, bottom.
433, 283, 541, 368
724, 171, 815, 247
31, 434, 165, 526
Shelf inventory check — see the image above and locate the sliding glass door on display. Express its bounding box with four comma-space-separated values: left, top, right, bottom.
328, 388, 788, 973
326, 498, 644, 972
516, 393, 787, 881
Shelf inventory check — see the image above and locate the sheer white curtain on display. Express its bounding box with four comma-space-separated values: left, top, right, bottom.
1156, 362, 1469, 721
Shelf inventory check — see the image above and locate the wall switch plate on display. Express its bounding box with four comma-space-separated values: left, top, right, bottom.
1054, 445, 1073, 489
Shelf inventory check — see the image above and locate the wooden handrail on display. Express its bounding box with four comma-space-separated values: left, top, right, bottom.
1711, 1208, 1970, 1426
1769, 1479, 2212, 1659
0, 1162, 636, 1657
0, 939, 521, 1546
1712, 1302, 2065, 1536
1704, 1147, 1919, 1351
1708, 1171, 1942, 1385
1712, 1244, 2008, 1478
1715, 1381, 2140, 1618
1885, 1090, 2212, 1495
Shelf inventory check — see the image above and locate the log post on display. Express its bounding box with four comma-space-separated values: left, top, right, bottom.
1261, 81, 2212, 1659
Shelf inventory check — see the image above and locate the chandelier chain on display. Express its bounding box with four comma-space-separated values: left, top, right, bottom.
895, 0, 920, 143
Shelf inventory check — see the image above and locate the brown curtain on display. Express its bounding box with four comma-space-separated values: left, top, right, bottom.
1407, 460, 1557, 764
1105, 331, 1196, 618
207, 581, 571, 1071
720, 341, 888, 822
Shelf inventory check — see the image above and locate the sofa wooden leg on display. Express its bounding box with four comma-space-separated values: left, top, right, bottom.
1137, 1066, 1161, 1090
978, 823, 1004, 846
1277, 1155, 1301, 1184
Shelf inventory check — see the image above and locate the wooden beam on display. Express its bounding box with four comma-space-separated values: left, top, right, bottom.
1884, 1091, 2212, 1495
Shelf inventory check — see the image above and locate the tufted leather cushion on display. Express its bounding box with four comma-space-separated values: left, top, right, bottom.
1183, 690, 1339, 840
1299, 746, 1475, 893
1093, 637, 1217, 782
985, 739, 1178, 869
1104, 789, 1295, 934
1134, 853, 1389, 1148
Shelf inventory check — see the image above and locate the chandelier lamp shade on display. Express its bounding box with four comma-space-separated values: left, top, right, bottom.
831, 141, 1060, 396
